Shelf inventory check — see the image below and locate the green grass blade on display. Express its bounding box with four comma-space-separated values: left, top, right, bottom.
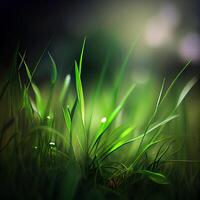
19, 52, 36, 91
101, 114, 177, 161
130, 137, 173, 169
75, 61, 85, 125
118, 126, 134, 139
22, 87, 34, 116
48, 52, 58, 85
140, 114, 178, 146
154, 142, 171, 167
137, 78, 166, 152
70, 97, 78, 120
106, 84, 135, 127
176, 77, 198, 109
146, 115, 178, 134
31, 38, 53, 80
63, 107, 72, 148
76, 135, 84, 152
59, 74, 71, 104
90, 84, 136, 152
18, 51, 26, 70
63, 107, 72, 133
156, 78, 166, 109
99, 127, 134, 160
31, 83, 44, 117
18, 72, 23, 91
79, 37, 86, 75
19, 53, 32, 83
160, 60, 191, 104
137, 170, 169, 184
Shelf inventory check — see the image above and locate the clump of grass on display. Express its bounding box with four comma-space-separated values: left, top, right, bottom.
0, 39, 199, 199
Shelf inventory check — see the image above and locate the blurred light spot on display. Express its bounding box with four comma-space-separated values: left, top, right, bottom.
47, 115, 51, 120
145, 18, 171, 47
49, 142, 55, 146
101, 117, 107, 123
178, 33, 200, 62
132, 70, 150, 84
63, 74, 71, 90
145, 3, 180, 48
59, 74, 71, 103
34, 146, 38, 149
66, 74, 71, 82
159, 3, 180, 28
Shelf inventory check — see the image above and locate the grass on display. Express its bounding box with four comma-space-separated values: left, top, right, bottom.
0, 39, 199, 199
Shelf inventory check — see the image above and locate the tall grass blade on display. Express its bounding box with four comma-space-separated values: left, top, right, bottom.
18, 51, 26, 70
147, 115, 178, 134
19, 53, 35, 91
154, 142, 171, 168
20, 53, 32, 82
32, 83, 44, 117
63, 107, 72, 133
101, 114, 177, 161
176, 77, 198, 109
160, 60, 191, 104
79, 37, 86, 75
75, 61, 85, 125
22, 87, 33, 116
63, 107, 73, 149
59, 74, 71, 104
130, 137, 173, 169
99, 127, 134, 161
31, 38, 53, 80
70, 98, 78, 120
138, 78, 166, 152
48, 52, 58, 85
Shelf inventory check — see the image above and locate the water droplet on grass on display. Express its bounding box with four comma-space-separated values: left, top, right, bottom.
47, 115, 51, 120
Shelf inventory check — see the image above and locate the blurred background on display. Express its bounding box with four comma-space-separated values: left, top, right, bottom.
0, 0, 200, 77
